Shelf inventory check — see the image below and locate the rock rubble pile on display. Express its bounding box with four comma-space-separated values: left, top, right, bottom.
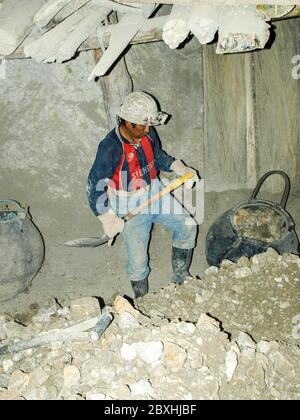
0, 249, 299, 400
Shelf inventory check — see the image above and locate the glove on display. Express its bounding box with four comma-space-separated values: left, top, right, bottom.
97, 209, 125, 239
170, 160, 200, 189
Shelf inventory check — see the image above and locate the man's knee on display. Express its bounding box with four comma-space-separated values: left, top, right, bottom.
173, 215, 197, 249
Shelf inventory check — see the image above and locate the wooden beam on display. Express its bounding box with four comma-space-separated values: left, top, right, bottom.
120, 0, 300, 5
7, 15, 166, 60
96, 8, 131, 124
97, 51, 133, 130
88, 4, 158, 79
24, 4, 111, 63
34, 0, 90, 28
97, 14, 166, 46
34, 0, 75, 28
244, 53, 257, 189
52, 0, 141, 25
0, 0, 44, 55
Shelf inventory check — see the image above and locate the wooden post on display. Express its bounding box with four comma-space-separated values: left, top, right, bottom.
96, 49, 133, 130
244, 53, 257, 189
95, 13, 133, 131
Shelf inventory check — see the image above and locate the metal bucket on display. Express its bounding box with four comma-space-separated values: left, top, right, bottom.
206, 171, 300, 267
0, 200, 45, 302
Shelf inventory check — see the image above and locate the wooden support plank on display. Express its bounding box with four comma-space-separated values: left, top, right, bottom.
34, 0, 75, 28
253, 18, 300, 193
120, 0, 300, 5
203, 43, 248, 191
91, 0, 142, 14
95, 10, 133, 129
98, 13, 166, 45
97, 51, 133, 130
24, 3, 111, 63
51, 0, 141, 25
0, 0, 44, 55
8, 15, 166, 59
244, 53, 257, 189
88, 4, 157, 79
51, 0, 94, 24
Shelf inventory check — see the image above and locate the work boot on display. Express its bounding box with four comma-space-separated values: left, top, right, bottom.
131, 278, 149, 299
172, 246, 193, 285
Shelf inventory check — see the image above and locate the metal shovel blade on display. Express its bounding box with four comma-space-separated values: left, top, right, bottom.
64, 233, 109, 248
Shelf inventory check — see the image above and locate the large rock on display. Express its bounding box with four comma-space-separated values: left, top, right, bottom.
70, 297, 101, 321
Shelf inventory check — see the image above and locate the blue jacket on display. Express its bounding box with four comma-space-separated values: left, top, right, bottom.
87, 126, 175, 216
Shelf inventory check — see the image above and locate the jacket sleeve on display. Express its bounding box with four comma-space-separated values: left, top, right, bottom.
150, 128, 175, 172
87, 137, 115, 216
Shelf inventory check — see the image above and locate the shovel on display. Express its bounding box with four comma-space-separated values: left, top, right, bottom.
64, 172, 194, 248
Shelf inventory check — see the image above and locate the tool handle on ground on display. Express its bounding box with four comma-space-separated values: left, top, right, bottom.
123, 172, 194, 222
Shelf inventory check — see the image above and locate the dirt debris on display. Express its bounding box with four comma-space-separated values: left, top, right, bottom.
233, 206, 287, 242
0, 250, 299, 400
138, 248, 300, 344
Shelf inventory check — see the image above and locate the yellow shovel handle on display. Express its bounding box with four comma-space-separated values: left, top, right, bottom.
124, 172, 194, 222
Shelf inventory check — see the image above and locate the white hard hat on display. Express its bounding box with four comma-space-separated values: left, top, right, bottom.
117, 92, 168, 126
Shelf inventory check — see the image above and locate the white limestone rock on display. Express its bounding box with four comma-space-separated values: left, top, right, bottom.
220, 259, 236, 269
130, 379, 155, 397
116, 312, 140, 330
85, 392, 106, 400
70, 297, 101, 321
27, 367, 50, 388
120, 343, 136, 361
3, 321, 33, 340
0, 374, 10, 389
135, 341, 163, 364
98, 367, 116, 385
63, 365, 81, 386
196, 313, 221, 333
186, 5, 219, 44
8, 370, 30, 392
237, 256, 251, 266
0, 316, 7, 341
162, 6, 190, 50
242, 347, 256, 359
162, 18, 190, 49
204, 266, 219, 276
2, 360, 14, 373
114, 296, 140, 318
237, 332, 256, 349
225, 350, 238, 382
251, 249, 278, 265
176, 322, 196, 336
163, 341, 187, 373
234, 267, 252, 279
257, 340, 272, 354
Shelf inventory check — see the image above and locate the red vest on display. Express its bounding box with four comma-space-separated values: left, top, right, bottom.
111, 136, 157, 191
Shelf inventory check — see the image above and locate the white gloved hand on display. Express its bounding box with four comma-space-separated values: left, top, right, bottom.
97, 209, 125, 238
170, 160, 200, 189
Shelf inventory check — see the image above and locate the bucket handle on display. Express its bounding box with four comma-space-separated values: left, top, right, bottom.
249, 170, 290, 209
